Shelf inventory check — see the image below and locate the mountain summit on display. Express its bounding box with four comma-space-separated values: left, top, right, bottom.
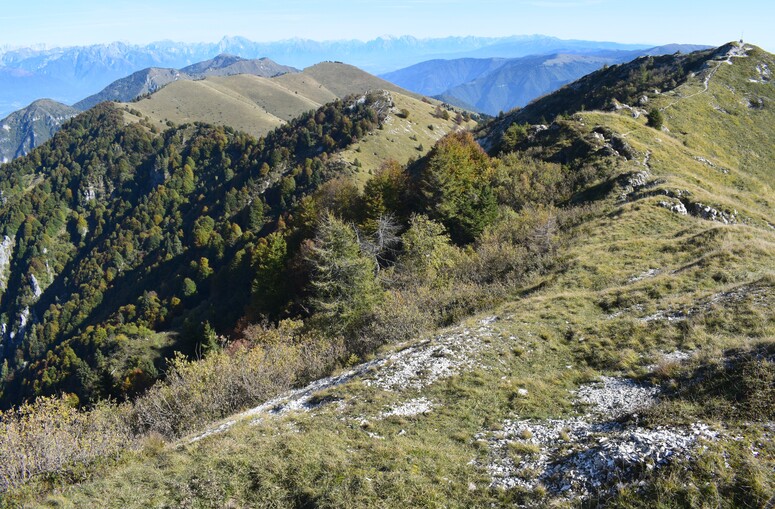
179, 54, 296, 77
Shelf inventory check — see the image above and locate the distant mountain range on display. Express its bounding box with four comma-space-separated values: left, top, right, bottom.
0, 38, 709, 163
0, 35, 654, 118
74, 55, 297, 111
0, 55, 298, 162
381, 44, 710, 115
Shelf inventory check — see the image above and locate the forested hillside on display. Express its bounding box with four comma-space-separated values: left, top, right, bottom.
0, 92, 390, 407
0, 42, 772, 508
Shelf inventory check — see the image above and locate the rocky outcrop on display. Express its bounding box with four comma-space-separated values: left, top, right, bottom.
0, 235, 14, 291
691, 202, 737, 223
592, 125, 637, 160
693, 155, 730, 174
658, 199, 689, 215
656, 197, 736, 224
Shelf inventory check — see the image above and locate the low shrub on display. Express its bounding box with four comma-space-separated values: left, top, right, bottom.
132, 321, 344, 439
0, 396, 131, 492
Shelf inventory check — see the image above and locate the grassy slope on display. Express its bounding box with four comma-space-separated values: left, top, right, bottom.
656, 46, 775, 210
119, 77, 296, 137
124, 63, 474, 181
11, 45, 774, 507
271, 73, 340, 104
119, 62, 422, 138
121, 63, 474, 178
118, 63, 408, 136
336, 92, 477, 184
302, 62, 423, 100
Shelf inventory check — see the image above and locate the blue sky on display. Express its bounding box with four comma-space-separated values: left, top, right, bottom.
2, 0, 773, 51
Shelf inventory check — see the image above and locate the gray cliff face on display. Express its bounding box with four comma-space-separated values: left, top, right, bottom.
0, 235, 14, 292
0, 99, 79, 163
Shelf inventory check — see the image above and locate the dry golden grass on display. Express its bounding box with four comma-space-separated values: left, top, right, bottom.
338, 92, 477, 182
301, 62, 420, 99
119, 62, 435, 141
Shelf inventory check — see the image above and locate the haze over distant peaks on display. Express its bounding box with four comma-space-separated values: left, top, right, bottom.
0, 35, 654, 118
74, 55, 297, 111
382, 44, 711, 115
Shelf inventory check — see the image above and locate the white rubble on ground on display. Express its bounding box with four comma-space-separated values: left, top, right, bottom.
480, 417, 718, 498
477, 375, 719, 500
628, 268, 660, 283
363, 316, 494, 391
380, 397, 435, 418
575, 376, 660, 419
187, 316, 496, 442
645, 350, 694, 371
188, 420, 236, 443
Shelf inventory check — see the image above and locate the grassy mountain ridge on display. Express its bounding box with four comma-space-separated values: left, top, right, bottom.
0, 42, 773, 507
119, 62, 470, 174
75, 55, 298, 112
302, 62, 420, 99
116, 61, 420, 136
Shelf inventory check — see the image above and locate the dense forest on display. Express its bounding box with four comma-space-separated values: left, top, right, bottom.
0, 92, 391, 407
0, 81, 614, 412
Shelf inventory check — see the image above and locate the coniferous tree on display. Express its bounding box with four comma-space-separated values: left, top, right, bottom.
647, 108, 664, 129
307, 214, 382, 334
